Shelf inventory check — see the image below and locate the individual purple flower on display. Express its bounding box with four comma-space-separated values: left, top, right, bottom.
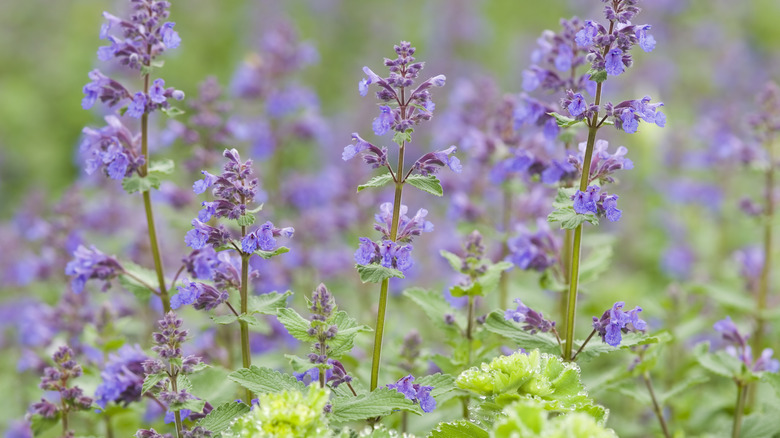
65, 245, 123, 293
602, 194, 621, 222
554, 43, 573, 72
636, 25, 656, 52
540, 159, 577, 185
127, 92, 147, 118
342, 133, 388, 168
373, 203, 434, 242
358, 78, 370, 97
161, 22, 181, 49
567, 93, 587, 117
354, 237, 377, 265
572, 185, 600, 214
193, 171, 218, 194
572, 139, 634, 184
412, 146, 462, 175
592, 302, 647, 347
171, 279, 202, 309
575, 20, 598, 47
504, 298, 556, 334
620, 109, 639, 133
241, 221, 292, 254
373, 105, 394, 136
149, 79, 167, 104
733, 246, 764, 292
387, 375, 436, 413
106, 151, 129, 180
604, 48, 625, 76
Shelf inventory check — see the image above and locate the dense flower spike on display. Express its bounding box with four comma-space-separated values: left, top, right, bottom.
506, 220, 559, 272
504, 298, 556, 334
592, 302, 647, 346
569, 139, 633, 184
357, 41, 446, 134
571, 185, 623, 222
170, 279, 229, 311
95, 345, 149, 409
80, 116, 145, 180
605, 96, 666, 133
714, 317, 779, 373
373, 202, 434, 242
64, 244, 123, 293
412, 146, 463, 175
387, 375, 436, 413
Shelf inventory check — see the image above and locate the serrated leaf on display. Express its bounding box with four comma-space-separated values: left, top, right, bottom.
416, 373, 458, 402
329, 387, 420, 423
328, 311, 373, 359
393, 128, 413, 146
483, 311, 560, 354
404, 287, 464, 336
356, 263, 404, 283
30, 413, 60, 435
122, 173, 162, 194
276, 308, 315, 343
740, 413, 780, 438
579, 245, 613, 284
142, 372, 167, 395
236, 214, 256, 227
547, 206, 598, 230
211, 314, 239, 325
763, 372, 780, 399
228, 365, 306, 395
405, 174, 443, 197
162, 106, 186, 118
357, 173, 394, 193
548, 112, 586, 128
693, 342, 744, 378
587, 68, 608, 83
553, 187, 578, 208
575, 331, 673, 362
149, 159, 174, 174
170, 398, 206, 413
285, 354, 314, 373
427, 420, 489, 438
248, 291, 292, 315
196, 401, 251, 434
440, 250, 463, 272
189, 365, 240, 406
473, 261, 513, 296
253, 246, 290, 259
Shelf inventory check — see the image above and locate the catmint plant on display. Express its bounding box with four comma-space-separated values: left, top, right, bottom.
345, 41, 457, 391
185, 148, 293, 402
545, 0, 664, 360
28, 346, 94, 437
80, 0, 185, 312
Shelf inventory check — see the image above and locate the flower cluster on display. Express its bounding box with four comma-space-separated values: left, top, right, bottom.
592, 301, 647, 346
358, 41, 446, 135
80, 116, 146, 180
571, 185, 622, 222
171, 278, 229, 310
387, 375, 436, 413
504, 298, 556, 334
604, 96, 666, 133
412, 145, 463, 175
569, 139, 634, 184
714, 317, 779, 373
506, 220, 559, 272
95, 345, 149, 409
294, 359, 352, 389
65, 244, 123, 293
29, 346, 93, 425
399, 330, 422, 373
306, 284, 339, 364
373, 203, 433, 242
513, 96, 561, 141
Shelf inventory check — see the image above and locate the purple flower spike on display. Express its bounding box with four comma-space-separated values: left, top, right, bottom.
504, 298, 556, 334
65, 245, 123, 293
387, 375, 436, 413
412, 146, 462, 176
592, 301, 647, 347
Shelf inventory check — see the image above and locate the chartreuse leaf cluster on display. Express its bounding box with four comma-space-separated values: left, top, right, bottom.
491, 399, 617, 438
223, 386, 331, 438
276, 308, 372, 361
548, 187, 598, 230
455, 350, 608, 423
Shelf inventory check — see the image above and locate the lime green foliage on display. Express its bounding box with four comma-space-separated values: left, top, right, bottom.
492, 399, 618, 438
223, 386, 330, 438
338, 424, 417, 437
456, 349, 607, 422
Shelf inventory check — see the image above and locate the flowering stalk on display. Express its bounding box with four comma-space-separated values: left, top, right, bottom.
498, 188, 512, 309
643, 371, 671, 438
732, 382, 747, 438
239, 231, 252, 403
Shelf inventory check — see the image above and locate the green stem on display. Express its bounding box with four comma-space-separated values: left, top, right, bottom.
733, 381, 747, 438
466, 295, 475, 364
140, 71, 170, 313
239, 242, 252, 403
369, 142, 406, 391
643, 372, 671, 438
754, 138, 774, 351
560, 228, 573, 333
105, 414, 115, 438
499, 188, 512, 309
169, 368, 183, 437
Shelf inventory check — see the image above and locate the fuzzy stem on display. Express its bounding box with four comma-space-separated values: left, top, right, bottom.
563, 78, 603, 360
61, 410, 69, 437
733, 381, 747, 438
140, 71, 170, 313
499, 188, 512, 309
643, 372, 671, 438
169, 368, 183, 437
560, 228, 573, 332
369, 142, 406, 391
239, 245, 252, 403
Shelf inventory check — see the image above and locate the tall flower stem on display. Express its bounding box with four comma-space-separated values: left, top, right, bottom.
140, 71, 171, 313
239, 219, 253, 403
754, 138, 775, 351
563, 81, 603, 361
169, 368, 183, 438
732, 381, 747, 438
560, 228, 573, 332
643, 372, 671, 438
369, 142, 406, 391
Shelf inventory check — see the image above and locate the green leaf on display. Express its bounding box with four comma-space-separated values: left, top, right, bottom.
253, 246, 290, 259
762, 372, 780, 399
329, 387, 420, 423
547, 206, 599, 230
161, 106, 186, 118
693, 342, 744, 378
483, 311, 560, 354
211, 314, 239, 325
248, 291, 292, 315
170, 398, 207, 413
740, 413, 780, 438
122, 173, 162, 193
659, 375, 709, 405
285, 354, 314, 373
579, 245, 613, 284
548, 112, 586, 128
142, 372, 167, 395
416, 373, 458, 403
575, 331, 673, 362
428, 420, 489, 438
30, 413, 61, 435
405, 174, 443, 197
149, 159, 175, 174
228, 365, 306, 395
357, 173, 394, 193
393, 128, 413, 146
101, 338, 126, 352
404, 287, 463, 334
276, 308, 315, 343
356, 263, 404, 283
587, 68, 608, 83
440, 250, 463, 272
476, 261, 513, 295
552, 187, 578, 208
236, 214, 256, 227
328, 311, 373, 359
189, 365, 241, 406
196, 401, 251, 434
246, 203, 264, 214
